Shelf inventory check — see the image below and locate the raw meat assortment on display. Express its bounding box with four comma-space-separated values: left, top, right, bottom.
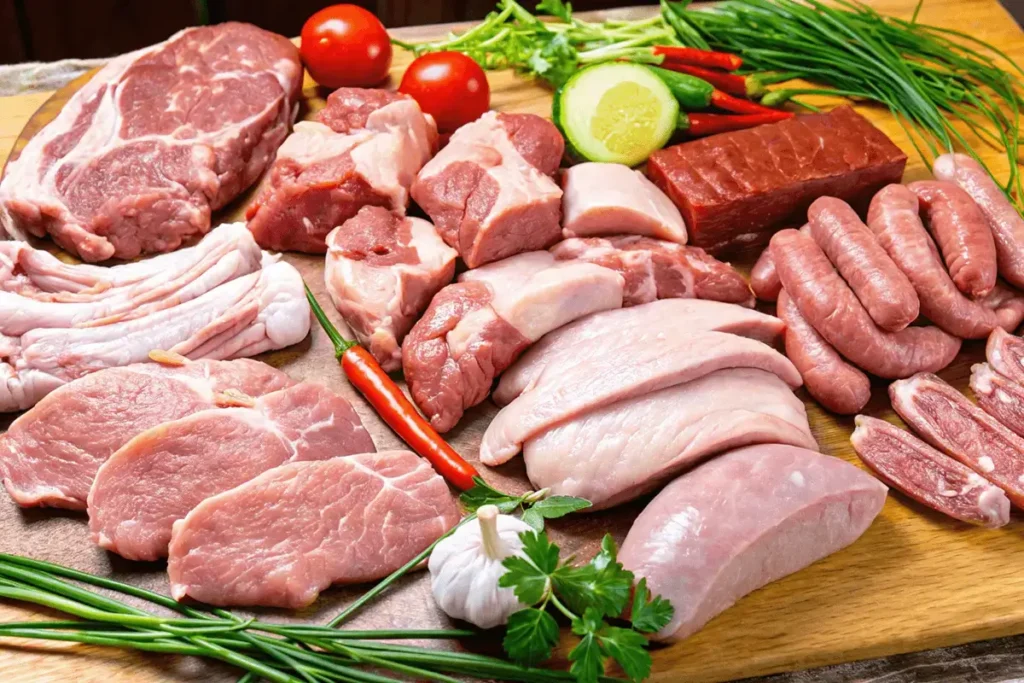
481, 329, 803, 466
851, 415, 1009, 528
523, 368, 816, 509
402, 251, 624, 432
325, 206, 457, 371
986, 327, 1024, 384
496, 299, 785, 405
934, 153, 1024, 289
907, 180, 998, 299
619, 444, 887, 642
246, 88, 437, 253
167, 451, 460, 608
0, 357, 294, 509
0, 223, 262, 336
550, 235, 753, 307
970, 362, 1024, 438
890, 373, 1024, 507
560, 162, 687, 243
0, 23, 302, 262
411, 111, 564, 268
646, 106, 907, 252
88, 382, 374, 561
1, 256, 310, 412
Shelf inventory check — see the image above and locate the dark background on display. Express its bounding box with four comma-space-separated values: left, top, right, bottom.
2, 0, 1022, 65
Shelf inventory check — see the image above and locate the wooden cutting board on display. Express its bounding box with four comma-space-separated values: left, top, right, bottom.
2, 1, 1024, 681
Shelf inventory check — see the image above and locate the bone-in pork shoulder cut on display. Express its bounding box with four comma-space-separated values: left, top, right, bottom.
247, 88, 437, 253
0, 23, 302, 262
89, 382, 375, 561
0, 357, 294, 509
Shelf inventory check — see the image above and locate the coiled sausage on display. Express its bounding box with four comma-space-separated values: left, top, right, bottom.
771, 229, 961, 378
908, 180, 997, 299
807, 197, 918, 332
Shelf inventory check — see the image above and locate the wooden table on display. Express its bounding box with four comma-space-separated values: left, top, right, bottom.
3, 2, 1024, 682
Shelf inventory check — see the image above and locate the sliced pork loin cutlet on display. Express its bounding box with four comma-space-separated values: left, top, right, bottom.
480, 330, 802, 466
411, 111, 564, 268
560, 162, 687, 244
0, 23, 302, 262
168, 451, 460, 608
0, 358, 294, 509
0, 224, 263, 336
646, 106, 907, 254
890, 373, 1024, 508
402, 251, 624, 432
246, 88, 437, 253
550, 235, 754, 307
495, 299, 784, 406
89, 382, 374, 561
325, 206, 457, 371
970, 362, 1024, 439
1, 257, 310, 412
525, 368, 816, 510
620, 444, 886, 642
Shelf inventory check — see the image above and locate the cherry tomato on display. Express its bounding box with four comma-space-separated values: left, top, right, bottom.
398, 52, 490, 132
300, 5, 392, 88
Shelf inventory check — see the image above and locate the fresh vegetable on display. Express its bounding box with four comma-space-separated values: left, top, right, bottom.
399, 51, 491, 132
429, 504, 533, 628
499, 531, 674, 682
555, 62, 679, 166
658, 62, 763, 98
306, 285, 480, 490
300, 4, 392, 88
646, 66, 713, 109
680, 111, 794, 136
710, 88, 784, 115
651, 45, 742, 70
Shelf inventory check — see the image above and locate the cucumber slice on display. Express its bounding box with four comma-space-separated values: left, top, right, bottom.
555, 63, 679, 167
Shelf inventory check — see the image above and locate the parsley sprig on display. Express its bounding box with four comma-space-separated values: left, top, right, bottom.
460, 477, 592, 531
499, 532, 673, 683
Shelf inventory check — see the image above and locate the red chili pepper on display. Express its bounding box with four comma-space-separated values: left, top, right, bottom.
710, 89, 785, 116
680, 111, 795, 137
652, 45, 743, 71
306, 285, 480, 490
659, 63, 765, 98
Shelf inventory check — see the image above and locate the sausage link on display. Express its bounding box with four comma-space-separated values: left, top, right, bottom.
750, 248, 781, 302
777, 288, 871, 414
807, 197, 919, 332
771, 229, 961, 378
908, 180, 998, 299
934, 153, 1024, 289
867, 184, 1001, 339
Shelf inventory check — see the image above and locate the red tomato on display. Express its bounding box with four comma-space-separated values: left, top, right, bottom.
398, 52, 490, 132
300, 5, 392, 88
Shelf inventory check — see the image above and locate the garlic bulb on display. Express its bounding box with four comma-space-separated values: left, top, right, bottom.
428, 504, 533, 629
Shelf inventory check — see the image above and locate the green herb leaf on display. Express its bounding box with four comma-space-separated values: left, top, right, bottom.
520, 529, 562, 574
598, 625, 651, 682
503, 608, 560, 666
526, 32, 579, 87
568, 608, 607, 683
499, 530, 560, 604
460, 477, 521, 514
590, 534, 618, 572
521, 507, 545, 531
536, 0, 573, 22
531, 495, 592, 519
553, 561, 633, 619
630, 578, 674, 634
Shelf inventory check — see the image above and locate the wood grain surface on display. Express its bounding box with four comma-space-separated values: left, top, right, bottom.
2, 2, 1024, 682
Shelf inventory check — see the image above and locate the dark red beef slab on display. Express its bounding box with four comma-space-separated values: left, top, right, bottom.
646, 106, 907, 253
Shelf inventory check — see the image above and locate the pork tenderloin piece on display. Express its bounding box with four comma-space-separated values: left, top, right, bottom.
524, 368, 816, 509
550, 235, 753, 307
402, 251, 624, 432
560, 162, 687, 243
0, 357, 294, 509
88, 382, 374, 561
620, 444, 886, 641
168, 451, 460, 608
325, 206, 457, 371
246, 88, 437, 253
411, 111, 564, 268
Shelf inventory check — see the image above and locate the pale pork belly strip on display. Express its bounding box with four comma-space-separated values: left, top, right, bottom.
890, 373, 1024, 508
620, 444, 886, 642
480, 331, 801, 465
970, 362, 1024, 439
851, 415, 1009, 528
523, 368, 816, 509
495, 299, 785, 406
89, 383, 374, 561
0, 358, 294, 509
168, 451, 460, 608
